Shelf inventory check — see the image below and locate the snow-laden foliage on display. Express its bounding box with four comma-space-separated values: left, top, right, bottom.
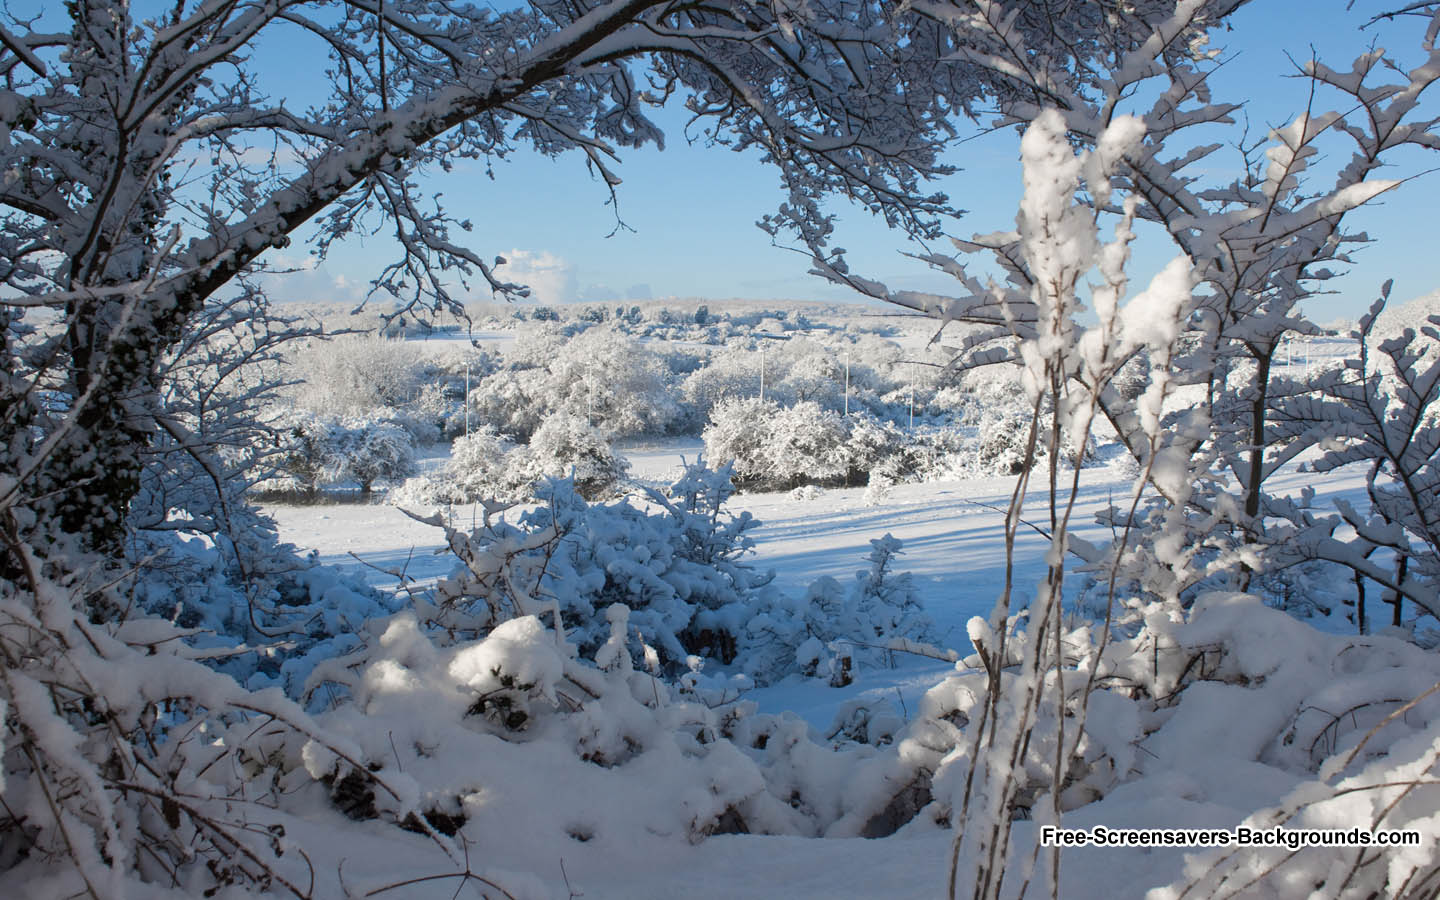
263, 412, 418, 498
399, 425, 522, 508
1266, 294, 1440, 627
303, 608, 909, 867
805, 0, 1440, 619
701, 391, 1041, 491
791, 534, 930, 674
508, 414, 630, 501
418, 466, 770, 671
704, 398, 863, 490
851, 593, 1440, 898
0, 568, 415, 898
334, 418, 418, 497
406, 462, 934, 687
465, 325, 685, 441
394, 415, 630, 509
288, 334, 425, 418
798, 4, 1440, 893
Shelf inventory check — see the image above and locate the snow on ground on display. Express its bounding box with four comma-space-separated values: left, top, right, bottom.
259, 442, 1396, 899
266, 441, 1369, 724
402, 328, 519, 356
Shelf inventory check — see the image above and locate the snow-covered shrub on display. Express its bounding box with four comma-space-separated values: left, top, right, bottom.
1267, 300, 1440, 629
289, 333, 424, 415
303, 608, 901, 857
731, 536, 934, 686
439, 425, 520, 502
261, 413, 417, 498
853, 594, 1440, 895
703, 398, 850, 491
465, 364, 549, 440
906, 425, 971, 482
465, 326, 683, 442
862, 475, 892, 507
974, 405, 1038, 476
415, 461, 930, 688
549, 328, 682, 437
957, 367, 1051, 475
426, 465, 768, 670
384, 383, 451, 444
768, 401, 851, 485
0, 560, 405, 897
701, 396, 777, 487
679, 345, 764, 420
333, 416, 417, 497
801, 535, 931, 672
843, 412, 909, 483
776, 339, 845, 409
510, 413, 629, 500
387, 473, 457, 511
266, 412, 342, 496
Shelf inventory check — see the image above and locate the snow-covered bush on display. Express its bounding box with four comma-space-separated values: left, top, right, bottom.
1267, 298, 1440, 628
415, 460, 933, 689
951, 367, 1101, 476
468, 366, 549, 440
768, 400, 851, 485
844, 413, 909, 483
549, 328, 682, 436
680, 345, 764, 420
701, 396, 777, 487
797, 535, 931, 673
289, 334, 425, 416
703, 398, 851, 491
855, 594, 1440, 896
394, 418, 624, 511
302, 607, 907, 861
334, 417, 417, 497
386, 473, 458, 511
439, 425, 519, 502
261, 413, 416, 498
510, 414, 629, 500
267, 412, 342, 497
426, 466, 768, 671
465, 326, 683, 442
0, 582, 411, 898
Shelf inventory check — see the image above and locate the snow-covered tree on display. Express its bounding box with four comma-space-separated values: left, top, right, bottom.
1269, 290, 1440, 627
550, 328, 682, 436
1, 0, 990, 584
289, 334, 424, 417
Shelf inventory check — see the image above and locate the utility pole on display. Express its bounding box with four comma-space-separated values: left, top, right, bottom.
843, 349, 850, 417
909, 363, 915, 430
759, 347, 766, 402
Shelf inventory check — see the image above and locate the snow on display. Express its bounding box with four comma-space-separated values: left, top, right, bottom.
248, 437, 1431, 899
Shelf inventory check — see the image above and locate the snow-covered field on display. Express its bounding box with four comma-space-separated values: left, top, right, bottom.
261, 443, 1393, 899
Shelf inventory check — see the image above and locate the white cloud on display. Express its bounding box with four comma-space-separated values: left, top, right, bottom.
498, 248, 577, 305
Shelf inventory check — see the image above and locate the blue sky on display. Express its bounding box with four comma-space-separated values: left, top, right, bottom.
265, 1, 1437, 325
20, 1, 1438, 321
